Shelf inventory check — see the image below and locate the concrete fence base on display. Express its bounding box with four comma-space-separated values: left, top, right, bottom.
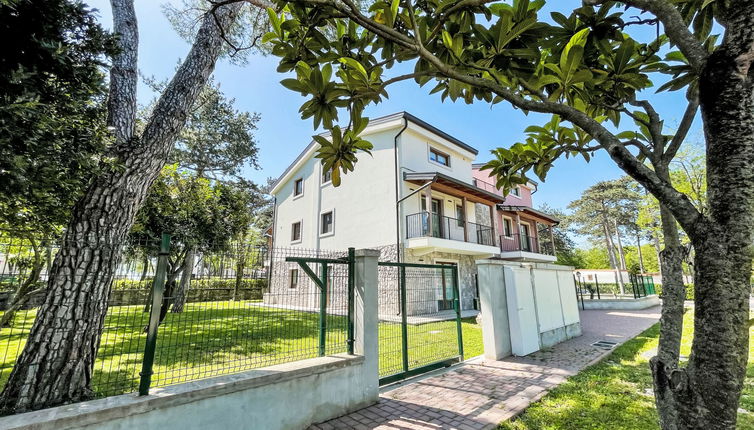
0, 249, 383, 430
581, 294, 660, 310
0, 355, 369, 430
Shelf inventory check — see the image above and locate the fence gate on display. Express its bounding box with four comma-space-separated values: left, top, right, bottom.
377, 262, 464, 385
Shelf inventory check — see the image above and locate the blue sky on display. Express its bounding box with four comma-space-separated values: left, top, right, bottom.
87, 0, 703, 212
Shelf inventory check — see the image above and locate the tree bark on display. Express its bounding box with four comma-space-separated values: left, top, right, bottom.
0, 2, 242, 414
171, 247, 195, 313
651, 201, 688, 429
653, 5, 754, 427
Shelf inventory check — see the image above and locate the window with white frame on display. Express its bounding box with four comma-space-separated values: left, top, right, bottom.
322, 168, 331, 184
510, 186, 521, 197
289, 269, 299, 288
291, 221, 302, 242
321, 211, 334, 235
503, 218, 513, 237
429, 147, 450, 167
455, 205, 465, 227
294, 178, 304, 196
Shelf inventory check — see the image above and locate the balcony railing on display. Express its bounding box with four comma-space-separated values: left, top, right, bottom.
406, 212, 496, 247
499, 234, 555, 255
471, 178, 502, 196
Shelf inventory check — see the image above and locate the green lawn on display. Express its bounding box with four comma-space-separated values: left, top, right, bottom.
0, 301, 482, 397
499, 310, 754, 430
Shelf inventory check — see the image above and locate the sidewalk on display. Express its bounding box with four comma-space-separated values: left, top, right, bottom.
310, 307, 662, 430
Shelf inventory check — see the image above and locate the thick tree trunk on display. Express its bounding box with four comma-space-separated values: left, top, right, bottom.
654, 6, 754, 428
171, 248, 195, 313
0, 2, 241, 414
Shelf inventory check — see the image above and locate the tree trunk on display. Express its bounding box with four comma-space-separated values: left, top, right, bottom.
139, 254, 150, 281
603, 220, 623, 294
0, 242, 46, 328
653, 7, 754, 428
0, 2, 241, 414
636, 231, 645, 273
613, 220, 628, 293
650, 201, 688, 429
234, 258, 245, 301
171, 247, 195, 313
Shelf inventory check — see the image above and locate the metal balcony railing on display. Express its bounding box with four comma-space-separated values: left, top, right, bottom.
406, 212, 496, 247
499, 233, 555, 255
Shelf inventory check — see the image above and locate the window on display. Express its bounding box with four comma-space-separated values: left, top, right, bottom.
510, 186, 520, 197
294, 178, 304, 196
289, 269, 299, 288
291, 221, 302, 242
455, 205, 465, 227
503, 218, 513, 237
322, 169, 331, 184
321, 211, 333, 235
429, 148, 450, 167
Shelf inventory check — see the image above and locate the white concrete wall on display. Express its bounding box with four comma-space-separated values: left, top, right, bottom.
477, 261, 581, 358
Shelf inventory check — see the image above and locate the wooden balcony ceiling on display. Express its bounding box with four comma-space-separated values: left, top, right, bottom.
403, 172, 505, 205
498, 205, 560, 225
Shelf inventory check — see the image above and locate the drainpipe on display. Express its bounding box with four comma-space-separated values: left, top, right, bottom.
394, 118, 409, 263
266, 195, 277, 290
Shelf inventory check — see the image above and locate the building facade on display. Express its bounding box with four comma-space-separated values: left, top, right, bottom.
268, 112, 558, 314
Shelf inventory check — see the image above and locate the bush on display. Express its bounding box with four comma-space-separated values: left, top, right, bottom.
653, 283, 694, 300
109, 277, 268, 301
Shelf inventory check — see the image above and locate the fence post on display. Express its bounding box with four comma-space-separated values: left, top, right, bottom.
139, 233, 170, 396
318, 262, 328, 356
452, 265, 464, 361
347, 247, 355, 355
596, 277, 601, 300
353, 249, 380, 402
399, 265, 409, 373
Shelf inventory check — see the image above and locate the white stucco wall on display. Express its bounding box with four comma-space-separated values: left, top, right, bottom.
272, 115, 483, 254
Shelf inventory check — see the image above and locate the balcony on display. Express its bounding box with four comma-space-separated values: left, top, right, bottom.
498, 234, 557, 262
404, 212, 499, 257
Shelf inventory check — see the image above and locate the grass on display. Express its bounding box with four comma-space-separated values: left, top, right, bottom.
499, 310, 754, 430
0, 301, 482, 397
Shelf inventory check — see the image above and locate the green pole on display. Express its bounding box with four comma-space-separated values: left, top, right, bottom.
400, 265, 409, 373
452, 266, 464, 361
318, 262, 328, 356
139, 233, 170, 396
347, 248, 355, 355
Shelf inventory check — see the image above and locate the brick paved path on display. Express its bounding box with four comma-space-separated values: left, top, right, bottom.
311, 307, 661, 430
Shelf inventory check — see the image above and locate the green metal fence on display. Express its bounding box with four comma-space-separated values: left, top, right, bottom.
0, 232, 353, 399
377, 261, 463, 385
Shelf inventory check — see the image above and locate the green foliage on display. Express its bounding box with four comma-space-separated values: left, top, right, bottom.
260, 0, 711, 189
130, 165, 255, 256
0, 0, 115, 233
577, 247, 612, 269
500, 311, 754, 429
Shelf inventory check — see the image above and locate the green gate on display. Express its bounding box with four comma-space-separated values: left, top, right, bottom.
377, 261, 464, 385
285, 248, 355, 356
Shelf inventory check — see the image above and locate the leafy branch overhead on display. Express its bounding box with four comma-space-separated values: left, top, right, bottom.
256, 0, 717, 233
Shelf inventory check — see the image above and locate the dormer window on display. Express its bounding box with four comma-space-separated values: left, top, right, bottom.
510, 186, 520, 197
429, 148, 450, 167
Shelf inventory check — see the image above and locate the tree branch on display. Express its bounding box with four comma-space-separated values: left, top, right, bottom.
108, 0, 139, 146
583, 0, 707, 73
664, 97, 699, 162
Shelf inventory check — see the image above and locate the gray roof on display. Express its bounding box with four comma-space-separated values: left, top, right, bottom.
271, 112, 478, 192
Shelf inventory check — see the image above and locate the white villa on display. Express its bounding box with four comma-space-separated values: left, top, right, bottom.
266, 112, 559, 314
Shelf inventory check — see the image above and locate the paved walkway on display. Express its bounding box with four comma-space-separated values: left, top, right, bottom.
310, 307, 661, 430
